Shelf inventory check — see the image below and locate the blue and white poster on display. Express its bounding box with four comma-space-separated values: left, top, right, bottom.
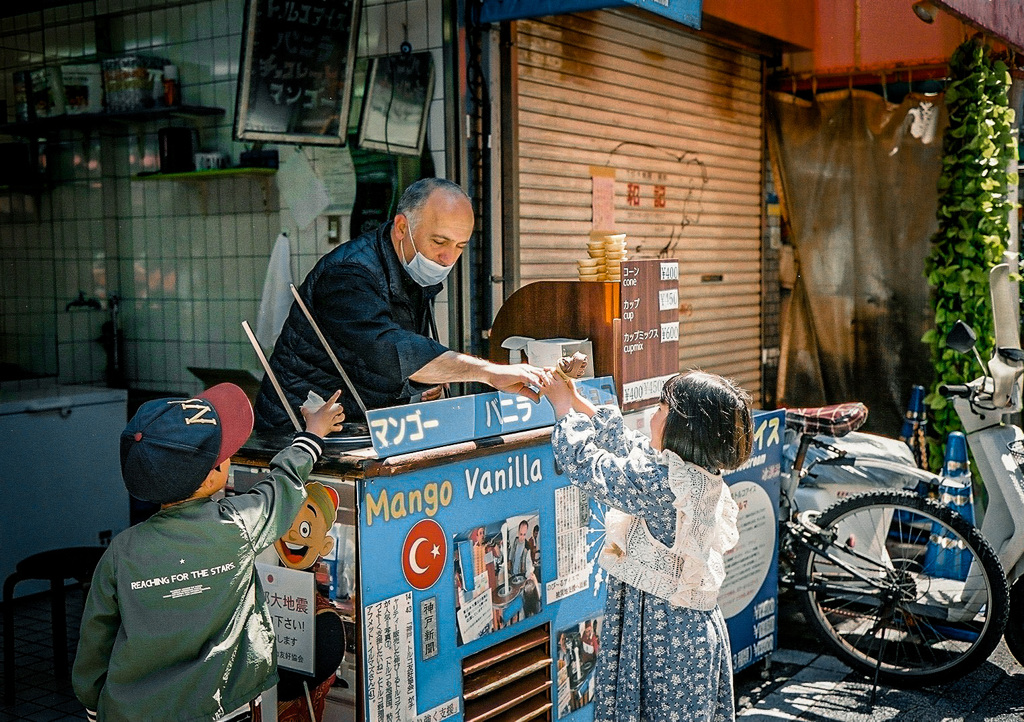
721, 409, 784, 672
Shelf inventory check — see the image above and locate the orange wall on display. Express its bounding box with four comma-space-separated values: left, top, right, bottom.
787, 0, 965, 75
702, 0, 816, 50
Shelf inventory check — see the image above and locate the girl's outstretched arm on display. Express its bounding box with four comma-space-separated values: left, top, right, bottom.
549, 410, 674, 518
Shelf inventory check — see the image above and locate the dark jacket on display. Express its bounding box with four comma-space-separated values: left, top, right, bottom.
254, 223, 447, 430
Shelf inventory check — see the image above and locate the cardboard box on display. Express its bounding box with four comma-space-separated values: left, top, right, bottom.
61, 63, 103, 114
29, 67, 65, 118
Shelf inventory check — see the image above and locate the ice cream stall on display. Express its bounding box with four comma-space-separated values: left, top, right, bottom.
230, 260, 783, 722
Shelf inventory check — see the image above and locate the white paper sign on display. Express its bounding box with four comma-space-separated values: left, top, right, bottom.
365, 591, 417, 722
415, 696, 460, 722
456, 582, 492, 643
255, 563, 315, 675
277, 147, 330, 230
547, 486, 593, 602
314, 145, 357, 215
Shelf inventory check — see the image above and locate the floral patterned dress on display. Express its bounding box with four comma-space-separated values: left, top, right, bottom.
551, 407, 735, 722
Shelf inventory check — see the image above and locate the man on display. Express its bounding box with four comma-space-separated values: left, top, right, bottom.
509, 519, 542, 618
255, 177, 544, 431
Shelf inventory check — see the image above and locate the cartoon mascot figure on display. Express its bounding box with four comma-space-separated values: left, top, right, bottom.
272, 482, 344, 722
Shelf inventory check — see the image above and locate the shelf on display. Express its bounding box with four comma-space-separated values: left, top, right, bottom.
0, 105, 225, 137
133, 167, 277, 181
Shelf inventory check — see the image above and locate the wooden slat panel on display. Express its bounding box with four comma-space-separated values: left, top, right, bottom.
463, 625, 549, 676
463, 649, 550, 701
515, 9, 763, 400
464, 671, 552, 722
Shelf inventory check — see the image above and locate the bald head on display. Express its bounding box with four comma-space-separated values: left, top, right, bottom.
393, 178, 475, 269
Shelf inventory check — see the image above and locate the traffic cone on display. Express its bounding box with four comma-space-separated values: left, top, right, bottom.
899, 385, 929, 470
924, 432, 975, 580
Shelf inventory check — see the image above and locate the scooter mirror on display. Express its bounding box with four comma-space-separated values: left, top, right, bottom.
947, 320, 978, 354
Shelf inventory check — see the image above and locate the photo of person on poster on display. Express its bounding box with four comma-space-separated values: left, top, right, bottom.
557, 617, 604, 717
452, 513, 543, 646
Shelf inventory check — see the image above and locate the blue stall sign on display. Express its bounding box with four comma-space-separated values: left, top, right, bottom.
721, 409, 785, 672
367, 377, 618, 457
357, 402, 782, 722
359, 435, 608, 722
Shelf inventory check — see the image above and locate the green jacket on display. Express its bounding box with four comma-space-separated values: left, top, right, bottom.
72, 434, 323, 721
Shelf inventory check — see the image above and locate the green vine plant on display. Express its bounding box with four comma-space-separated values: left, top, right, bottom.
923, 37, 1018, 471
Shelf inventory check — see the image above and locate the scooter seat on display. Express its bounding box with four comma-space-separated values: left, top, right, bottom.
785, 402, 868, 437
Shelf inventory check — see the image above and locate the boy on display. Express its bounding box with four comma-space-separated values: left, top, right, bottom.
72, 383, 346, 721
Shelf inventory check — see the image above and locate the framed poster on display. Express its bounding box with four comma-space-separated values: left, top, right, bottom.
234, 0, 362, 146
357, 51, 434, 156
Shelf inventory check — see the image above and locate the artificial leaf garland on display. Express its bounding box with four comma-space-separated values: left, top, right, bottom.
923, 38, 1018, 469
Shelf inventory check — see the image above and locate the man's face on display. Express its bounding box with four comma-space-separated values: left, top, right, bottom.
398, 190, 475, 269
274, 499, 335, 570
518, 523, 528, 541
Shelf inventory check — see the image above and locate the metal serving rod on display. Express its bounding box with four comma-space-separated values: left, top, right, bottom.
288, 284, 369, 419
242, 320, 302, 432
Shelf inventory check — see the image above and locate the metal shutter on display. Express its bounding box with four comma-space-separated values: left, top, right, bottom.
515, 8, 764, 398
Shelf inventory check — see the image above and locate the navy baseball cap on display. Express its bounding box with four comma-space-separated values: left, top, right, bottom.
121, 383, 255, 504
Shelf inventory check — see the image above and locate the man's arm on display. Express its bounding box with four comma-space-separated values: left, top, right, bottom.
410, 350, 545, 402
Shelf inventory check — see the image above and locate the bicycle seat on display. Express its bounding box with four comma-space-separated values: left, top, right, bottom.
785, 402, 868, 437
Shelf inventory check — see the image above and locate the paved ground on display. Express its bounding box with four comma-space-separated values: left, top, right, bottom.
733, 589, 1024, 721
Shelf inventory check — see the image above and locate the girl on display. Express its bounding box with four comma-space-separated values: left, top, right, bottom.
539, 370, 753, 722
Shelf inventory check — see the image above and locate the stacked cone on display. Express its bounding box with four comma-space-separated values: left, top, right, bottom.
924, 431, 975, 581
577, 233, 628, 282
898, 384, 929, 470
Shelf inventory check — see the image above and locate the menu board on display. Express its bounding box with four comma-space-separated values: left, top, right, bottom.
617, 259, 681, 412
234, 0, 362, 146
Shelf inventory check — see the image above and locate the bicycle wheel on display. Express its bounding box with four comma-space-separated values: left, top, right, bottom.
794, 490, 1008, 687
1002, 577, 1024, 667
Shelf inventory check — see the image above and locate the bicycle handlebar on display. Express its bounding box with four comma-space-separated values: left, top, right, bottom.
939, 383, 972, 398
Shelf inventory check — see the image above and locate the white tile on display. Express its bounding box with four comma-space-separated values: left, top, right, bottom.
150, 8, 168, 46
212, 0, 231, 38
135, 11, 153, 49
182, 3, 200, 42
427, 0, 442, 49
194, 2, 212, 41
405, 1, 428, 54
361, 4, 386, 56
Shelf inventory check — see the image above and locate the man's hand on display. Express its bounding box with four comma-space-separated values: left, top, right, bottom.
419, 384, 449, 402
483, 363, 546, 402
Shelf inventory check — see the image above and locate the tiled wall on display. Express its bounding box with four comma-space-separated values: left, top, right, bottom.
0, 0, 448, 393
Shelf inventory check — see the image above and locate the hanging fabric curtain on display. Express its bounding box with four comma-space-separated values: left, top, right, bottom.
767, 88, 948, 434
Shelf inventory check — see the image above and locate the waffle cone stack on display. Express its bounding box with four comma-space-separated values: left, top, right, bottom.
578, 233, 627, 281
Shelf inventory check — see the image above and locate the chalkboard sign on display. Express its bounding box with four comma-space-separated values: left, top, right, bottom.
357, 51, 434, 156
235, 0, 362, 146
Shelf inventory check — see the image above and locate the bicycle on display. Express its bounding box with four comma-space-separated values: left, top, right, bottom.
774, 262, 1024, 689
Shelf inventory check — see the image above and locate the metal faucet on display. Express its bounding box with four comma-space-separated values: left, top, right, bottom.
65, 291, 101, 311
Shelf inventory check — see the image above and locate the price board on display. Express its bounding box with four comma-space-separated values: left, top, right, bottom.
617, 259, 680, 412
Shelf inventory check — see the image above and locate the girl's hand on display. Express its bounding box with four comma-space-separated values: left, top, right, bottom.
301, 389, 346, 438
537, 369, 576, 419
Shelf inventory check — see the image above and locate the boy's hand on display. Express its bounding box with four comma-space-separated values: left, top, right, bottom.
301, 390, 346, 438
537, 369, 576, 419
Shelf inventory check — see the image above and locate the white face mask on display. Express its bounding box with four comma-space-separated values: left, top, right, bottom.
401, 223, 454, 287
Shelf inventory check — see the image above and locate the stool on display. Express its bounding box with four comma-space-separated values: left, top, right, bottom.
3, 546, 105, 704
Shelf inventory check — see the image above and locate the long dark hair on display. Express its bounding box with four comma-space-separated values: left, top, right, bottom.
659, 371, 753, 472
